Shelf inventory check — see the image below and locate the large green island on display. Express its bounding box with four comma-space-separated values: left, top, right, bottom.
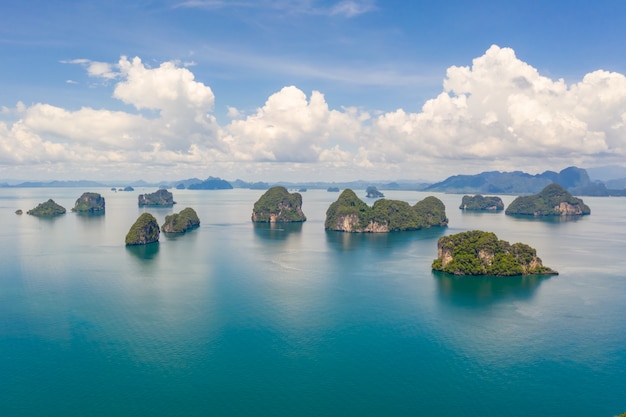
251, 186, 307, 223
505, 183, 590, 216
432, 230, 558, 276
460, 195, 504, 211
27, 199, 66, 217
162, 207, 200, 233
325, 189, 447, 232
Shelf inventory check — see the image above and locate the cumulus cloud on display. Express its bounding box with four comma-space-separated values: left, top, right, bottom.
3, 46, 626, 181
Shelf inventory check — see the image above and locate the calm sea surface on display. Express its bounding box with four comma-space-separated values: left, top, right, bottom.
1, 188, 625, 416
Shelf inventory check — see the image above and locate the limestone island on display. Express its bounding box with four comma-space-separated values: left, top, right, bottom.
72, 192, 105, 213
125, 213, 160, 245
162, 207, 200, 233
27, 199, 66, 217
460, 195, 504, 211
325, 189, 448, 233
138, 189, 176, 206
251, 186, 306, 223
365, 186, 384, 198
432, 230, 558, 276
505, 183, 590, 216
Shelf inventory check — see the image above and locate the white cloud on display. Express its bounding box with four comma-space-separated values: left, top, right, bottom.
3, 46, 626, 181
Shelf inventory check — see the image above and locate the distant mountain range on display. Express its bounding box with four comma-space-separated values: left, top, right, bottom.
1, 166, 625, 196
425, 166, 626, 196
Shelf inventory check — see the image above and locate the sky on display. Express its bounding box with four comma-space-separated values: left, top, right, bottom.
1, 0, 626, 183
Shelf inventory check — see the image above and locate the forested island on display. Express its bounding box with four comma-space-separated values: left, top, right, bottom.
325, 189, 447, 232
27, 199, 66, 217
251, 186, 306, 223
162, 208, 200, 233
125, 213, 160, 245
72, 192, 105, 213
460, 195, 504, 211
505, 184, 590, 216
432, 230, 558, 276
138, 189, 176, 206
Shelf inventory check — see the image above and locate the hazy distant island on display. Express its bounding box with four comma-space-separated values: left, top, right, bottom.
251, 186, 307, 223
125, 213, 160, 245
460, 195, 504, 211
27, 199, 66, 217
505, 183, 590, 216
138, 189, 176, 206
72, 192, 105, 213
365, 186, 384, 198
187, 176, 233, 190
426, 166, 625, 196
325, 189, 447, 233
432, 230, 558, 276
162, 208, 200, 233
327, 187, 340, 192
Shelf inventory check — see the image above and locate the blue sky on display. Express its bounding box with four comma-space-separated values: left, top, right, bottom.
1, 0, 626, 182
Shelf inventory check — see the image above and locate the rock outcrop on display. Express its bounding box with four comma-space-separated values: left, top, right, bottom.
365, 186, 384, 198
161, 207, 200, 233
325, 189, 448, 233
251, 186, 306, 223
505, 183, 590, 216
138, 189, 176, 206
432, 230, 558, 276
27, 199, 66, 217
459, 195, 504, 211
125, 213, 160, 245
72, 192, 105, 213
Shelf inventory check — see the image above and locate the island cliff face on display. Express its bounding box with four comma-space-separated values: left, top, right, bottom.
432, 230, 558, 276
161, 208, 200, 233
125, 213, 160, 245
460, 195, 504, 211
72, 192, 105, 213
27, 199, 66, 217
325, 189, 448, 233
505, 183, 590, 216
138, 189, 175, 206
251, 186, 307, 223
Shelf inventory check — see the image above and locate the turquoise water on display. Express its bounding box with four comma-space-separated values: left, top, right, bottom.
1, 188, 625, 416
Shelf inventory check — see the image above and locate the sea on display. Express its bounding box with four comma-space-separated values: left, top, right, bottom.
1, 187, 624, 417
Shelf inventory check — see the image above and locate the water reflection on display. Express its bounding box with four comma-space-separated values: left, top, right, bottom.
253, 222, 303, 241
325, 227, 446, 252
434, 271, 549, 306
505, 214, 586, 223
126, 242, 160, 260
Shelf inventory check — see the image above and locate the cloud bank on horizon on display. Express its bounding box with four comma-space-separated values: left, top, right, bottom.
1, 45, 625, 182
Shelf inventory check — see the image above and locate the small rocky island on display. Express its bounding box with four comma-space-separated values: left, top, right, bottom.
125, 213, 160, 245
365, 186, 384, 198
325, 189, 448, 232
505, 183, 590, 216
27, 199, 66, 217
162, 207, 200, 233
432, 230, 558, 276
72, 192, 105, 213
460, 195, 504, 211
138, 189, 176, 206
251, 186, 306, 223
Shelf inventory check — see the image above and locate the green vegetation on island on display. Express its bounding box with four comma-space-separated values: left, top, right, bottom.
125, 213, 160, 245
138, 189, 176, 206
505, 183, 590, 216
72, 192, 105, 213
252, 186, 306, 223
27, 199, 66, 217
460, 195, 504, 211
325, 189, 448, 233
432, 230, 558, 276
161, 207, 200, 233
